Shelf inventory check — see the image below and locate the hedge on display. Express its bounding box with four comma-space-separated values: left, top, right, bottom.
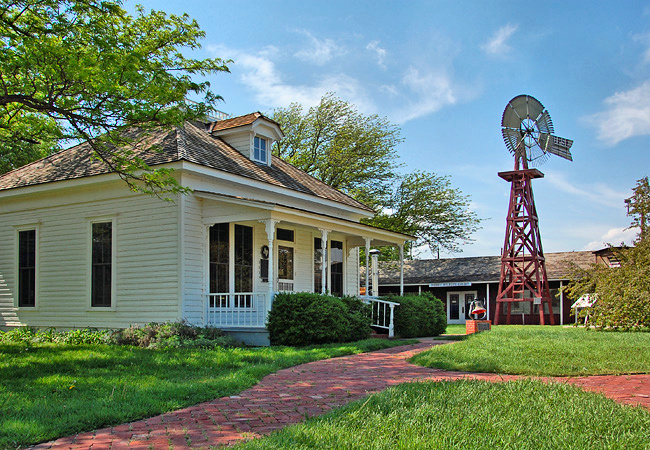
267, 292, 372, 346
390, 293, 446, 338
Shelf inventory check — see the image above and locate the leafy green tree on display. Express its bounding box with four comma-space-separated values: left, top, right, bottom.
567, 176, 650, 330
566, 239, 650, 330
626, 176, 650, 242
0, 0, 230, 193
366, 171, 480, 257
273, 93, 402, 209
273, 94, 481, 257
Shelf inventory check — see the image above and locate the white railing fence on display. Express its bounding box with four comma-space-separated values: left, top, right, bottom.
363, 296, 399, 338
207, 292, 267, 328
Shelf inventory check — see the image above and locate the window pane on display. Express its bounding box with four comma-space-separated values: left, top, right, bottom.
91, 222, 112, 307
314, 237, 323, 293
330, 240, 343, 297
18, 230, 36, 308
210, 223, 229, 293
278, 246, 294, 280
234, 225, 253, 293
276, 228, 294, 242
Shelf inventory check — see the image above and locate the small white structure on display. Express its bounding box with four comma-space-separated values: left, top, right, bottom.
0, 113, 410, 344
571, 293, 598, 324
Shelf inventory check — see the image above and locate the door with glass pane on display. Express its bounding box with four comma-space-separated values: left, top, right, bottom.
277, 245, 294, 292
330, 240, 343, 297
447, 291, 477, 324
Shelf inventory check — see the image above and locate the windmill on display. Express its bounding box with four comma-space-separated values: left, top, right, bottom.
494, 95, 573, 325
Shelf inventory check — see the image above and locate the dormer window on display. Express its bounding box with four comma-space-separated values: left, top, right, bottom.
253, 136, 268, 164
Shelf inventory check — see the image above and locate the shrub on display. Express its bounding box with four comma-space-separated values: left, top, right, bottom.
267, 292, 372, 346
0, 322, 239, 348
112, 322, 239, 348
341, 296, 373, 341
0, 327, 112, 345
390, 293, 446, 338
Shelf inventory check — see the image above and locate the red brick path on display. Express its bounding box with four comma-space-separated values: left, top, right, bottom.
31, 340, 650, 450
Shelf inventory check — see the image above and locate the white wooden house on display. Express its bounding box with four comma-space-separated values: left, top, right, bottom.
0, 113, 410, 344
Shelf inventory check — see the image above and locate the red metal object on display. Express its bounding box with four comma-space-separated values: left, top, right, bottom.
494, 164, 554, 325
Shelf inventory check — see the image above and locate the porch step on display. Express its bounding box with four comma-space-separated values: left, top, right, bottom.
370, 331, 390, 339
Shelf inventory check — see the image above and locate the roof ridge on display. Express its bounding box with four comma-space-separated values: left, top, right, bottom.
176, 125, 188, 160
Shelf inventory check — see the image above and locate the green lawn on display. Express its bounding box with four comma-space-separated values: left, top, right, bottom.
442, 323, 466, 335
0, 339, 412, 449
412, 325, 650, 376
237, 380, 650, 449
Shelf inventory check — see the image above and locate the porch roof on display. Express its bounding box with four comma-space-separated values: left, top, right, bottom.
195, 190, 414, 247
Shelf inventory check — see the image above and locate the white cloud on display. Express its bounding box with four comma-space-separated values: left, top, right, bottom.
293, 30, 341, 65
393, 66, 457, 122
366, 40, 387, 69
481, 24, 518, 56
583, 226, 638, 250
545, 173, 627, 208
208, 44, 372, 111
585, 80, 650, 145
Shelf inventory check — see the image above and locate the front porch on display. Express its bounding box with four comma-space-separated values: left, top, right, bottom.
195, 192, 409, 342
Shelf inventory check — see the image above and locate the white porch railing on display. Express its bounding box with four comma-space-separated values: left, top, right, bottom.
363, 296, 399, 338
207, 292, 267, 328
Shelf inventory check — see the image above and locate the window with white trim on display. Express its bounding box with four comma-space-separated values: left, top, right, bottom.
253, 136, 267, 163
18, 229, 36, 307
91, 221, 113, 307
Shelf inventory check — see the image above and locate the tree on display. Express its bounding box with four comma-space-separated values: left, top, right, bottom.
1, 0, 230, 193
566, 176, 650, 330
272, 94, 481, 257
273, 93, 402, 209
366, 171, 480, 256
626, 176, 650, 242
566, 240, 650, 330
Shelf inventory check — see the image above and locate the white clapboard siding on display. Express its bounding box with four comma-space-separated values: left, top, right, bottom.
221, 132, 251, 158
346, 245, 360, 296
181, 194, 207, 325
0, 185, 181, 329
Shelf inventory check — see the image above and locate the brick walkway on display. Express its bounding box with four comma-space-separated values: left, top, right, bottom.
32, 339, 650, 450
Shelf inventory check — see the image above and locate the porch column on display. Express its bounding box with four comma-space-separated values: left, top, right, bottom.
560, 280, 564, 325
364, 237, 371, 296
262, 219, 280, 313
486, 282, 491, 321
399, 244, 404, 296
319, 229, 330, 294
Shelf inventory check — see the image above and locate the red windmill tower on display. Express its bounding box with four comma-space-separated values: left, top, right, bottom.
495, 95, 573, 325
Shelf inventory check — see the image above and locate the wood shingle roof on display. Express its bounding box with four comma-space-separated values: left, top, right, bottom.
377, 251, 596, 284
0, 118, 372, 212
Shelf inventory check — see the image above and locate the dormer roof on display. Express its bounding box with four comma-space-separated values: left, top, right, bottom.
208, 112, 284, 139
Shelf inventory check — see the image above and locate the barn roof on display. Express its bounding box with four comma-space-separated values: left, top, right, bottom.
377, 251, 596, 285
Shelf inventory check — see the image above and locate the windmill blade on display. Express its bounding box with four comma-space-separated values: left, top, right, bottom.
502, 128, 520, 154
537, 110, 555, 135
548, 135, 573, 161
538, 132, 551, 151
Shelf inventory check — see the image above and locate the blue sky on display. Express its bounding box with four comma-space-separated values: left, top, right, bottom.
136, 0, 650, 258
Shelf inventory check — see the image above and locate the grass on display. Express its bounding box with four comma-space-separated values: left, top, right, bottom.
0, 338, 413, 449
411, 325, 650, 376
442, 323, 466, 335
236, 380, 650, 449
